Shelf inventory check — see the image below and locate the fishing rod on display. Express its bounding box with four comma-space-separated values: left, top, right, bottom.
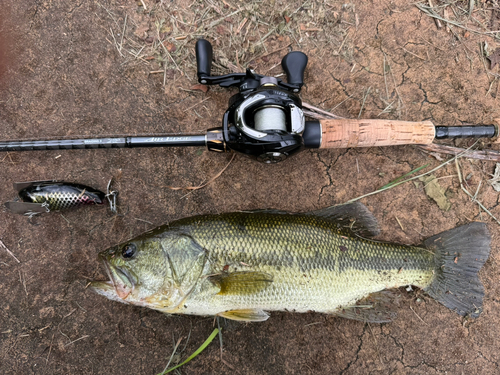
0, 39, 497, 163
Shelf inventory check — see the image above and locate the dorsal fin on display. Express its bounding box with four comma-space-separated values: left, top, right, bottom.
308, 202, 380, 237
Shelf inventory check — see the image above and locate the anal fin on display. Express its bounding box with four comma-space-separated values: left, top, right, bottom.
218, 309, 269, 322
334, 290, 400, 323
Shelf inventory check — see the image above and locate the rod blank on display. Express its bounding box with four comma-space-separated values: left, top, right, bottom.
0, 135, 207, 152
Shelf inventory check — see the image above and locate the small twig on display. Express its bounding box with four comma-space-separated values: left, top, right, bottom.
236, 17, 248, 34
183, 97, 210, 113
383, 55, 390, 100
166, 153, 236, 195
46, 333, 55, 364
302, 110, 328, 120
110, 27, 124, 57
119, 14, 127, 52
63, 308, 77, 319
162, 337, 183, 374
419, 37, 445, 52
75, 301, 87, 313
302, 102, 344, 119
217, 317, 223, 360
203, 9, 241, 30
427, 0, 442, 29
337, 30, 350, 54
395, 216, 405, 231
255, 44, 292, 60
19, 270, 28, 295
401, 47, 426, 61
358, 87, 371, 119
0, 239, 20, 263
134, 218, 154, 225
64, 335, 89, 347
330, 95, 355, 113
409, 305, 427, 325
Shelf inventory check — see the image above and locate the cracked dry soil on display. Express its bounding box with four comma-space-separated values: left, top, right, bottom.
1, 1, 500, 374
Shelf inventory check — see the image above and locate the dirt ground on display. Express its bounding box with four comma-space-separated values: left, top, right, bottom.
1, 0, 500, 374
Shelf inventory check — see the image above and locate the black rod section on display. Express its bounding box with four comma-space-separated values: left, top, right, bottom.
435, 125, 497, 139
0, 134, 207, 152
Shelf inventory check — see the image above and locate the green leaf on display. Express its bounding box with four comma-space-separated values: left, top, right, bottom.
379, 163, 430, 190
157, 328, 219, 375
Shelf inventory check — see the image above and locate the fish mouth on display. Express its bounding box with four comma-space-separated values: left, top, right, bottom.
99, 257, 135, 300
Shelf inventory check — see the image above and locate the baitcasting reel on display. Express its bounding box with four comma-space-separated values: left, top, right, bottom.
196, 39, 316, 163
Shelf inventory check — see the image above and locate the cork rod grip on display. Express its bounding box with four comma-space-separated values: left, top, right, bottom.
319, 119, 435, 149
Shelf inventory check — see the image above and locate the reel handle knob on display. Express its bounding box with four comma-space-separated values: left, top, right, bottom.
195, 39, 213, 82
281, 51, 308, 89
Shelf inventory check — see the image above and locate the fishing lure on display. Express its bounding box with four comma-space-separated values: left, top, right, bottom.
4, 181, 107, 216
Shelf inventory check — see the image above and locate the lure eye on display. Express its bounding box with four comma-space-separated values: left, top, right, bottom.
121, 244, 137, 259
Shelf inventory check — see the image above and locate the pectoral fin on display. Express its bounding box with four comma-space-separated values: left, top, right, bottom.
210, 271, 273, 296
218, 309, 270, 322
334, 290, 400, 323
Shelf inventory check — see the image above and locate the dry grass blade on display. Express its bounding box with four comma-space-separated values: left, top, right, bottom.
455, 159, 500, 225
64, 335, 89, 347
409, 305, 427, 325
0, 239, 20, 263
46, 333, 55, 364
418, 144, 500, 163
415, 3, 500, 37
358, 87, 371, 119
161, 337, 183, 374
302, 102, 345, 119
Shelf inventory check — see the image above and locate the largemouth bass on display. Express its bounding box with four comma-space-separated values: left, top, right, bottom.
91, 203, 490, 322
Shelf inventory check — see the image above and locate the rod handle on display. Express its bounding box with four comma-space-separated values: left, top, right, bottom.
317, 119, 435, 148
195, 39, 213, 82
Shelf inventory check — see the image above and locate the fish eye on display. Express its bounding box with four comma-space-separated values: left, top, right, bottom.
121, 243, 137, 259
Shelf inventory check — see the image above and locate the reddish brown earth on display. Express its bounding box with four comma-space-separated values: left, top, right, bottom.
1, 1, 499, 374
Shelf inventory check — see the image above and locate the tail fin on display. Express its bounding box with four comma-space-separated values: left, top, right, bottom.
424, 222, 490, 318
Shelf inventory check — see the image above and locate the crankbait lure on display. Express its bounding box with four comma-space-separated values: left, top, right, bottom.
4, 181, 106, 216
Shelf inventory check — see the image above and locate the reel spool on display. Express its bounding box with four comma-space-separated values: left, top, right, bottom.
254, 107, 286, 133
